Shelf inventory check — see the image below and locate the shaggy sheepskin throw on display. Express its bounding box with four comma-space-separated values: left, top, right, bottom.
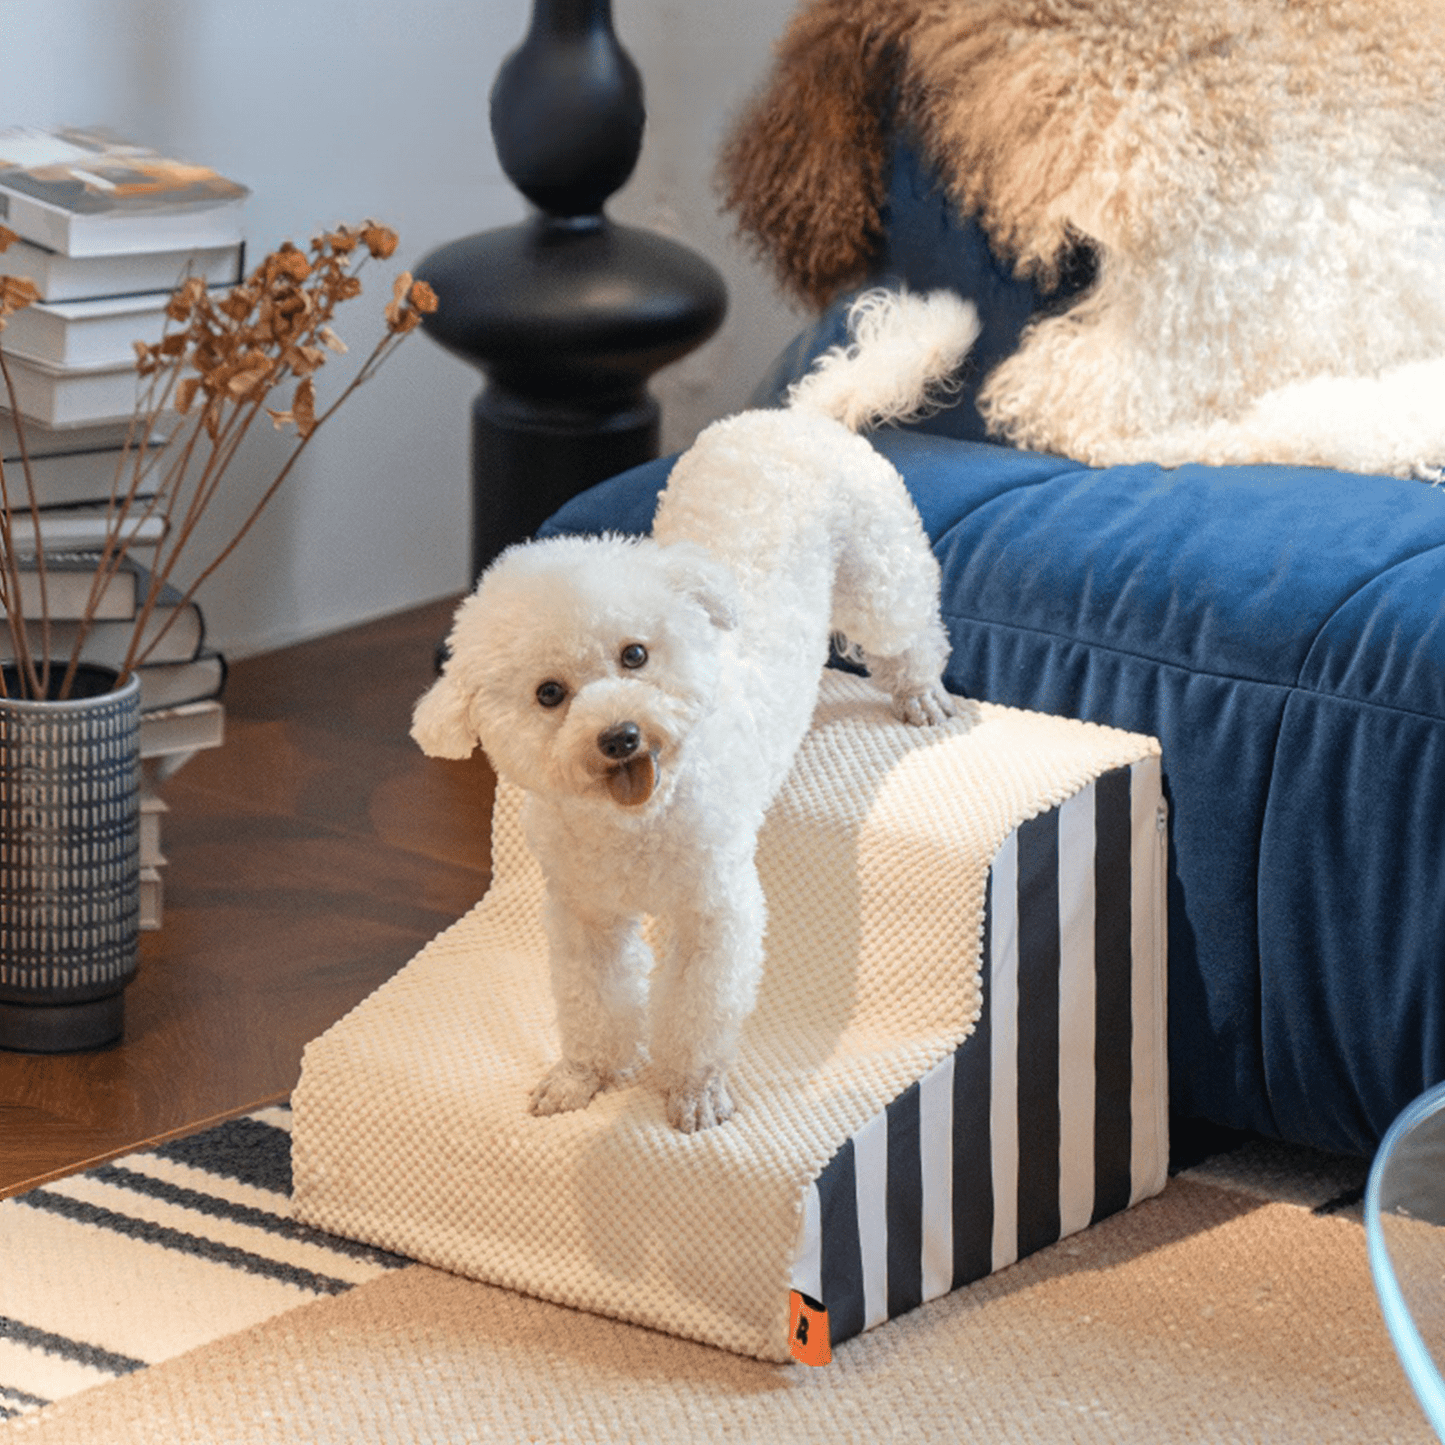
720, 0, 1445, 476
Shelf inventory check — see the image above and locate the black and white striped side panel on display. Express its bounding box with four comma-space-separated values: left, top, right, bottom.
790, 757, 1167, 1350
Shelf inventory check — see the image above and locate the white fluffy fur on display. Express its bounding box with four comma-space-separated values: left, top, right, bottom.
896, 0, 1445, 478
788, 287, 978, 428
412, 289, 977, 1132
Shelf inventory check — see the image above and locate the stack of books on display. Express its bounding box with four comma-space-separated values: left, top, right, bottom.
0, 127, 248, 425
0, 127, 250, 927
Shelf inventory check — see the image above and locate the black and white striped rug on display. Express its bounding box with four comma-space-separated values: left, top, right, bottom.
0, 1106, 405, 1423
0, 1102, 1374, 1429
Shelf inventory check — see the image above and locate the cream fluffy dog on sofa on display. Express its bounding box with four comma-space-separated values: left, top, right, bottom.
411, 289, 979, 1132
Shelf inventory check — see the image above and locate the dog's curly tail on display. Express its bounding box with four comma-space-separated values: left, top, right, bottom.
785, 287, 980, 432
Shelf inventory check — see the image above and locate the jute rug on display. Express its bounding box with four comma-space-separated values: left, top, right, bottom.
0, 1106, 1431, 1442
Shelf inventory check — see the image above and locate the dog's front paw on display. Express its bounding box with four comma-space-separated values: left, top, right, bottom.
665, 1073, 735, 1133
895, 683, 958, 728
529, 1060, 605, 1117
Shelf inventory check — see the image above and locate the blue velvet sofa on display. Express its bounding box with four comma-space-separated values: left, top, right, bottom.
538, 141, 1445, 1161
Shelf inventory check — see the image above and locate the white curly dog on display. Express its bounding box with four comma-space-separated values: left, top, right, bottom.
412, 289, 980, 1132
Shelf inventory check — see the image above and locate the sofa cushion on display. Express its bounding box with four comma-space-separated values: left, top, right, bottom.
752, 141, 1094, 444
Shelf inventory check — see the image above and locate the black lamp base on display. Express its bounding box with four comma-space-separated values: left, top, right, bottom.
416, 215, 725, 580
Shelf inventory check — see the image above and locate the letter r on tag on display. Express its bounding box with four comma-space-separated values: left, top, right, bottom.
789, 1290, 831, 1366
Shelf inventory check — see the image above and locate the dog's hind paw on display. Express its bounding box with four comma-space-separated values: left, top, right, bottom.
529, 1060, 605, 1117
894, 683, 958, 728
665, 1073, 735, 1133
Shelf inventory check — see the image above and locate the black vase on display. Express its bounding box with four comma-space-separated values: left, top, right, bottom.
0, 664, 142, 1052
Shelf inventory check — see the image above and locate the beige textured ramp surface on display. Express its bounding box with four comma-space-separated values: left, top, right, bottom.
291, 673, 1160, 1361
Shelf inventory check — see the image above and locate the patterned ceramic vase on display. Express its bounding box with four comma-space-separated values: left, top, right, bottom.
0, 664, 141, 1052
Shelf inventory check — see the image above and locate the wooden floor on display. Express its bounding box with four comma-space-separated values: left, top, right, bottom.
0, 596, 496, 1198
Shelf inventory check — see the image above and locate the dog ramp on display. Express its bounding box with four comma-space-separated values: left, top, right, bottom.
291, 672, 1168, 1363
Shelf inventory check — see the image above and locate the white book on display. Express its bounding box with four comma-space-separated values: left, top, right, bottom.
0, 233, 243, 303
0, 127, 248, 258
135, 648, 226, 712
140, 698, 224, 759
0, 443, 165, 508
12, 553, 145, 621
1, 286, 229, 369
4, 501, 167, 553
139, 864, 163, 931
17, 567, 206, 667
0, 414, 151, 459
0, 351, 160, 428
139, 792, 168, 868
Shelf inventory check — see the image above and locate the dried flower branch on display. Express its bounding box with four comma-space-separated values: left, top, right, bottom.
0, 220, 436, 700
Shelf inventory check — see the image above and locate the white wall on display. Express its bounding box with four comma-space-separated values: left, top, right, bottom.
0, 0, 800, 656
612, 0, 805, 450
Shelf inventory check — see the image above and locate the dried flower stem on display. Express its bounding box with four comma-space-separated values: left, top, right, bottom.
125, 325, 414, 674
0, 221, 436, 702
0, 346, 49, 699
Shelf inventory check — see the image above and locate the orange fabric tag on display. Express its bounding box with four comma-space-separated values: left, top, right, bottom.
789, 1291, 832, 1366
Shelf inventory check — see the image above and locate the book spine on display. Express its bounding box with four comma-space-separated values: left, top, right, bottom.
0, 185, 68, 254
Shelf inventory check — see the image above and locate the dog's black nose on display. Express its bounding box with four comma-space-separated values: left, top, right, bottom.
598, 722, 641, 761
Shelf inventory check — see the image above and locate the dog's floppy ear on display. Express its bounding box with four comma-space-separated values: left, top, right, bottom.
660, 542, 739, 631
411, 673, 478, 759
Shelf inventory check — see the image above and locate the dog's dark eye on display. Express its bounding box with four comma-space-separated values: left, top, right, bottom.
620, 643, 648, 670
536, 680, 568, 709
